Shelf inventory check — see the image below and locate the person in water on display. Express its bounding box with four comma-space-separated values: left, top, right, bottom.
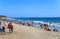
8, 22, 13, 33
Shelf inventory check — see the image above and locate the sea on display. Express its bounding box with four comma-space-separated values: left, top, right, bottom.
10, 17, 60, 32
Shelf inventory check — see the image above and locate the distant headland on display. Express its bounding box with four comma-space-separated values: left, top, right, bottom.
0, 15, 7, 18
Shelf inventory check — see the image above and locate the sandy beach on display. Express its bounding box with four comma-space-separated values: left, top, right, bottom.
0, 23, 60, 39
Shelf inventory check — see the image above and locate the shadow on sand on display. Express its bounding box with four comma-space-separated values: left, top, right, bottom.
0, 32, 13, 35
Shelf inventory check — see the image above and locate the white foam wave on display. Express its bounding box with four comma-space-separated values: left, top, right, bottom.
33, 21, 60, 27
7, 18, 15, 20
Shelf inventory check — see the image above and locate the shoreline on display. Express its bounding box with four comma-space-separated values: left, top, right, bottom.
1, 18, 60, 32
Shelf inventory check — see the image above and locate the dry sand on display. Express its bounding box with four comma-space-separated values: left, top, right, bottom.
0, 23, 60, 39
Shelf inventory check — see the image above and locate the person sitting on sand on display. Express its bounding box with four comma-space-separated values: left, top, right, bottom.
8, 22, 13, 33
53, 29, 58, 32
44, 24, 51, 31
27, 22, 30, 26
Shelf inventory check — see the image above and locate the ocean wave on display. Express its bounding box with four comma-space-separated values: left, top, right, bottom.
6, 18, 60, 27
33, 21, 60, 27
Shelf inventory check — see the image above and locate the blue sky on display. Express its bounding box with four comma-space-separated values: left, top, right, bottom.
0, 0, 60, 17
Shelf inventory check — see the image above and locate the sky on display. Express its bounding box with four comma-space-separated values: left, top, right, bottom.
0, 0, 60, 17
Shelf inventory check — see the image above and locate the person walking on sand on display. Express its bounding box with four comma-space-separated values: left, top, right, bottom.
8, 22, 13, 33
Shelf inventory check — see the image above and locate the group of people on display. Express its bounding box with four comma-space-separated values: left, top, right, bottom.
0, 20, 13, 33
39, 23, 58, 32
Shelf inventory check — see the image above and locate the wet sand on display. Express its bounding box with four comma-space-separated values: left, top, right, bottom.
0, 23, 60, 39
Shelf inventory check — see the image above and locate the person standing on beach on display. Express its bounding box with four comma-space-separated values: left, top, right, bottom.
8, 22, 13, 33
39, 23, 43, 29
2, 20, 7, 32
27, 22, 30, 26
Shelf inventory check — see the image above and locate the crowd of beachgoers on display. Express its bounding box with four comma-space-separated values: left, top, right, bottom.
13, 20, 58, 32
0, 20, 13, 33
0, 18, 60, 39
0, 18, 58, 33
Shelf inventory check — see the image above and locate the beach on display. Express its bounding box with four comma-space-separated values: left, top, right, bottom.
0, 0, 60, 39
0, 22, 60, 39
